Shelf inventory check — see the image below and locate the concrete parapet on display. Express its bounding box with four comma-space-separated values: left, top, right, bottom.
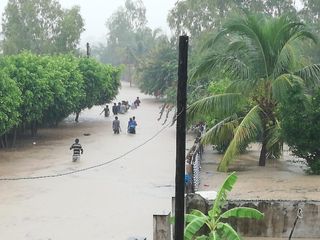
224, 200, 320, 238
186, 194, 320, 238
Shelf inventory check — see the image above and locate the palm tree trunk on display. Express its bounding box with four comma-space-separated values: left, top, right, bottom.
259, 135, 267, 166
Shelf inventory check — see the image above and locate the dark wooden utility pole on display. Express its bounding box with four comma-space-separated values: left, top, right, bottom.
86, 42, 90, 57
175, 35, 188, 240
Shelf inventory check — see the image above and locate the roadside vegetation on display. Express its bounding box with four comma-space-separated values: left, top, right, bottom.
0, 53, 120, 148
1, 0, 320, 173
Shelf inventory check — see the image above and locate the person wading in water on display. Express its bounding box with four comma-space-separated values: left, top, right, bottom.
70, 138, 84, 162
100, 105, 110, 117
112, 116, 121, 134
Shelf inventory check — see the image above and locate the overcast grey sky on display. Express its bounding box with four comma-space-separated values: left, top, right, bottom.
0, 0, 177, 45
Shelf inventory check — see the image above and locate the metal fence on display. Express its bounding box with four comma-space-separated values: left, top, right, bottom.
185, 135, 204, 193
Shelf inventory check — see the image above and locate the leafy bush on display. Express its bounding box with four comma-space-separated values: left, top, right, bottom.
281, 84, 320, 174
0, 52, 121, 144
0, 70, 21, 135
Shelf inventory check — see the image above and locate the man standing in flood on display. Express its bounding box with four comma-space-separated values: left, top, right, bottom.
70, 138, 84, 162
112, 116, 121, 134
112, 103, 118, 116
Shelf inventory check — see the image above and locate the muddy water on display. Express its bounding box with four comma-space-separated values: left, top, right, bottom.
199, 145, 320, 201
0, 82, 176, 239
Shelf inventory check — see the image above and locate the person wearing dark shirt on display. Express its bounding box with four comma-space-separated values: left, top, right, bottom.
70, 138, 83, 162
112, 116, 121, 134
128, 116, 137, 134
134, 97, 141, 107
117, 102, 121, 114
112, 103, 118, 115
100, 105, 110, 117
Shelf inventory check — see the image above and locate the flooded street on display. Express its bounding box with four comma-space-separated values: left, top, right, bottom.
0, 82, 176, 239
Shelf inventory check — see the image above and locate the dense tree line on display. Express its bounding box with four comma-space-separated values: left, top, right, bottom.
0, 52, 121, 148
1, 0, 84, 55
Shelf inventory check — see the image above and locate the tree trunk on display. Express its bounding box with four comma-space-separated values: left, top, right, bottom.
75, 111, 80, 122
0, 136, 4, 148
31, 122, 38, 137
259, 136, 267, 166
12, 128, 17, 148
4, 134, 8, 148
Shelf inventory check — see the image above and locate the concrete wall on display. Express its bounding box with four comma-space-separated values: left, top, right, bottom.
186, 194, 320, 238
225, 200, 320, 238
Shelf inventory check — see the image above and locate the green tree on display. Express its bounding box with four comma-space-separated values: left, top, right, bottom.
40, 55, 85, 126
2, 0, 84, 54
0, 70, 21, 147
167, 0, 297, 37
281, 84, 320, 174
300, 0, 320, 26
2, 52, 55, 135
105, 0, 147, 65
185, 172, 264, 239
167, 0, 221, 37
75, 58, 121, 121
136, 38, 177, 96
188, 13, 320, 171
54, 6, 84, 53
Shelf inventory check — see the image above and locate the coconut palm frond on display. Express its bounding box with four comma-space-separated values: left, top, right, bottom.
188, 93, 244, 122
273, 21, 304, 50
200, 31, 223, 52
273, 44, 295, 76
218, 105, 263, 172
190, 52, 251, 81
295, 64, 320, 86
201, 115, 239, 146
222, 14, 269, 72
226, 79, 259, 95
272, 17, 317, 54
272, 74, 304, 102
266, 120, 283, 159
223, 55, 252, 81
297, 30, 319, 44
226, 39, 250, 54
189, 52, 221, 80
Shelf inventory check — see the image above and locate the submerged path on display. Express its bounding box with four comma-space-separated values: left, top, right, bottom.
0, 82, 176, 239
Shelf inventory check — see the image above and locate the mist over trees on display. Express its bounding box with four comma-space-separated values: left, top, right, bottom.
1, 0, 84, 55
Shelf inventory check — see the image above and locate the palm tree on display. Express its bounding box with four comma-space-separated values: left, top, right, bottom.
189, 13, 320, 171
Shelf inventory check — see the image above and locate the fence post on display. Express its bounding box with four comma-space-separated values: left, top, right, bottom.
153, 212, 171, 240
171, 197, 175, 239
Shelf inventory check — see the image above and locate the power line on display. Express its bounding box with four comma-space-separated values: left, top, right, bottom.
0, 122, 171, 181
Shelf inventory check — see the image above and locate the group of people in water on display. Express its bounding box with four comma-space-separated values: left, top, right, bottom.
102, 97, 141, 135
100, 97, 141, 117
70, 97, 142, 161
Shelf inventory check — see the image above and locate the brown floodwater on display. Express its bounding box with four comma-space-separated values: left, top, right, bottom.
0, 82, 176, 239
1, 82, 319, 240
